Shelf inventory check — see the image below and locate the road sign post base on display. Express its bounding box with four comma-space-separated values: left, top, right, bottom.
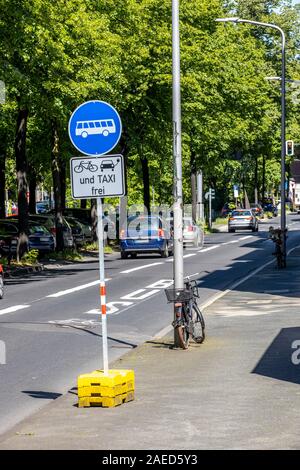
77, 369, 135, 408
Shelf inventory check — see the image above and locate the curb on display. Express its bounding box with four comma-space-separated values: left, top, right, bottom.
4, 264, 44, 278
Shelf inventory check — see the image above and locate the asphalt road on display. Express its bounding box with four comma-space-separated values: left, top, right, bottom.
0, 214, 300, 435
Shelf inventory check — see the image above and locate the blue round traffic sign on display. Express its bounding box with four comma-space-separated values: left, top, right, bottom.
68, 100, 122, 156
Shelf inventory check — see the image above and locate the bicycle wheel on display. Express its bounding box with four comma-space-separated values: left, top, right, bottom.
74, 165, 83, 173
89, 163, 98, 172
191, 303, 205, 343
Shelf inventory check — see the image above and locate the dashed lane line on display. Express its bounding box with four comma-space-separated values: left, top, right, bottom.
0, 305, 30, 316
120, 262, 163, 274
46, 279, 111, 298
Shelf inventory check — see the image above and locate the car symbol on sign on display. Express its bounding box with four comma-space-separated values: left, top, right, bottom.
100, 159, 120, 171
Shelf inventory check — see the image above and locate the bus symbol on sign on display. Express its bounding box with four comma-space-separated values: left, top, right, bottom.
75, 119, 116, 139
68, 101, 122, 156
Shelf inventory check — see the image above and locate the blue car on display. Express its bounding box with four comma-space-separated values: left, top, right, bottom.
120, 215, 173, 259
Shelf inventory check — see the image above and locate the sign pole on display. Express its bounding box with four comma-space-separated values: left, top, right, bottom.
209, 188, 212, 230
96, 198, 108, 375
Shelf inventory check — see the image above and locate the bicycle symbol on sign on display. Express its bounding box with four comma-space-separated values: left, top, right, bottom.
74, 160, 98, 173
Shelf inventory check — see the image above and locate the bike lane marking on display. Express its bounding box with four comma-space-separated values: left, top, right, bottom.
121, 289, 160, 300
0, 305, 30, 316
120, 262, 163, 274
46, 279, 111, 298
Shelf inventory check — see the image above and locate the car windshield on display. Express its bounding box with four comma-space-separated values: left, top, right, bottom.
183, 219, 193, 228
29, 225, 50, 235
232, 210, 252, 217
128, 217, 160, 232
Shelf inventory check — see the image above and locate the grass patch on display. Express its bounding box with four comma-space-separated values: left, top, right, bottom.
213, 217, 228, 225
81, 241, 117, 254
43, 249, 82, 262
0, 250, 40, 267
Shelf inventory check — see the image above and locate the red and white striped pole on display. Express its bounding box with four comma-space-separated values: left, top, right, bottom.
97, 198, 108, 375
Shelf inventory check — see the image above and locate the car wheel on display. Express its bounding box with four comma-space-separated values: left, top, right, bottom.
0, 276, 4, 299
228, 228, 235, 233
161, 243, 169, 258
121, 251, 128, 259
256, 226, 259, 232
131, 253, 137, 259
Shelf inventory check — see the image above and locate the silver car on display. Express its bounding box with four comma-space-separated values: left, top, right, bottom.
228, 209, 258, 233
183, 217, 204, 247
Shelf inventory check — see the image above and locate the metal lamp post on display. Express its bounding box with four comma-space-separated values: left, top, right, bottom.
172, 0, 184, 346
216, 17, 287, 264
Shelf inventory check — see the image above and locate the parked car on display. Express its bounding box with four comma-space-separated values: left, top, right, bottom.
0, 219, 55, 255
65, 217, 85, 247
263, 203, 278, 218
28, 214, 74, 249
221, 203, 236, 218
250, 203, 264, 219
120, 215, 173, 259
36, 201, 50, 214
0, 264, 4, 299
62, 208, 91, 224
228, 209, 259, 233
182, 217, 204, 247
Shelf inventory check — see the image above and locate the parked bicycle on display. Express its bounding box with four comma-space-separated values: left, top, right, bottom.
74, 160, 98, 173
269, 226, 287, 268
165, 276, 205, 349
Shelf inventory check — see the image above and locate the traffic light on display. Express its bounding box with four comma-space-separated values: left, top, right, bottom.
210, 188, 215, 199
286, 140, 294, 156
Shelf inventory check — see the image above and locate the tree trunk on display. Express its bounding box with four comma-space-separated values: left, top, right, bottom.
254, 155, 258, 204
191, 153, 197, 222
28, 166, 37, 214
80, 199, 87, 209
51, 122, 64, 252
91, 198, 97, 241
262, 155, 266, 205
0, 150, 6, 218
15, 107, 29, 261
141, 157, 150, 214
60, 159, 66, 211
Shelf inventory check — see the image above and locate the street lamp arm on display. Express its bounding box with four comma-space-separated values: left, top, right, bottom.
216, 17, 285, 46
235, 18, 285, 46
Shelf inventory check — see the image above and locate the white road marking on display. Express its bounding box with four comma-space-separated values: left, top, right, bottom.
239, 236, 253, 240
146, 279, 173, 289
198, 245, 219, 253
86, 301, 134, 315
46, 279, 111, 298
120, 262, 163, 274
121, 289, 160, 300
183, 253, 196, 259
0, 305, 30, 316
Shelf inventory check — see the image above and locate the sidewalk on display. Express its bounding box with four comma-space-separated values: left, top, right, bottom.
1, 249, 300, 449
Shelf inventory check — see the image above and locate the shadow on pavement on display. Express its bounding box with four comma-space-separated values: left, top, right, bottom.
252, 327, 300, 385
22, 391, 62, 400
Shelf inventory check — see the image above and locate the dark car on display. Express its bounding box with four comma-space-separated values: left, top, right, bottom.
0, 220, 19, 256
263, 203, 278, 218
28, 214, 74, 249
0, 219, 55, 255
120, 215, 173, 259
36, 201, 50, 214
65, 217, 85, 247
250, 203, 264, 219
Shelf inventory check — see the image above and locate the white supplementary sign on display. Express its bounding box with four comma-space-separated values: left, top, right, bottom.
70, 154, 125, 199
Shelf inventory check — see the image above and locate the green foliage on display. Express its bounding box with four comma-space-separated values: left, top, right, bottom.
0, 0, 299, 212
19, 249, 39, 265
